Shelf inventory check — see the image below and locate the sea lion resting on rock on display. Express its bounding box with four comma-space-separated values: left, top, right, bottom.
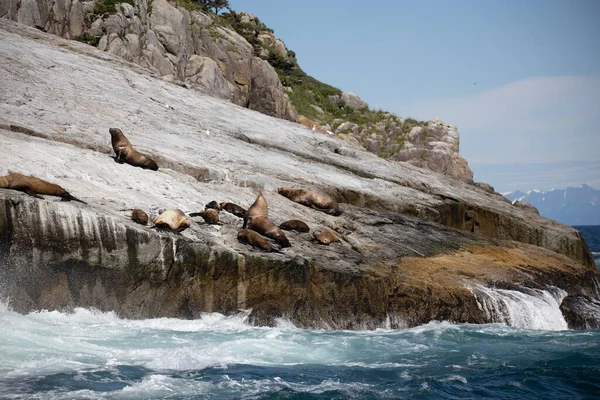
277, 187, 342, 216
190, 208, 220, 224
237, 229, 281, 252
220, 202, 246, 218
313, 230, 340, 245
153, 209, 190, 232
108, 128, 158, 171
243, 192, 268, 228
279, 219, 310, 233
0, 172, 86, 203
248, 215, 291, 248
131, 209, 148, 225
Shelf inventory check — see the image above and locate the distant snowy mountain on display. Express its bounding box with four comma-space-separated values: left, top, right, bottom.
503, 184, 600, 225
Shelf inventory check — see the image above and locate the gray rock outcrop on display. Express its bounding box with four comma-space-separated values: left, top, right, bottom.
1, 0, 298, 122
340, 92, 367, 110
0, 19, 598, 329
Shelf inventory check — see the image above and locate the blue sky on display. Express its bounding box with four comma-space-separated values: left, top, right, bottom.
228, 0, 600, 192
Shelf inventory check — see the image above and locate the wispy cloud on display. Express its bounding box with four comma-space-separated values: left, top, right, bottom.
401, 76, 600, 165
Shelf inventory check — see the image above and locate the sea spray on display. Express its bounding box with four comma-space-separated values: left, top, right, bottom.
469, 284, 568, 330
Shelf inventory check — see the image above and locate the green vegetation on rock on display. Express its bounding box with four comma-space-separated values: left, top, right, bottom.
222, 10, 428, 157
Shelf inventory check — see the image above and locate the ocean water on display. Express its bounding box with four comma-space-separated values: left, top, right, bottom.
574, 225, 600, 268
1, 303, 600, 400
1, 226, 599, 399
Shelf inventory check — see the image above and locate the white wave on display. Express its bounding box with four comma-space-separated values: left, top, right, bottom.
0, 300, 429, 377
118, 374, 212, 398
439, 374, 468, 384
469, 285, 568, 330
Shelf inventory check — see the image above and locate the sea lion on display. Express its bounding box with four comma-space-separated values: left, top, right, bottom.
313, 230, 340, 245
190, 208, 220, 224
108, 128, 159, 171
220, 202, 246, 218
243, 192, 268, 228
205, 201, 221, 211
0, 172, 86, 203
131, 209, 148, 225
279, 219, 310, 233
277, 187, 342, 216
237, 229, 281, 252
153, 209, 190, 232
248, 215, 291, 248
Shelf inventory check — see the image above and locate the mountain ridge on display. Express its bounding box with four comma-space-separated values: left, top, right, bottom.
504, 184, 600, 225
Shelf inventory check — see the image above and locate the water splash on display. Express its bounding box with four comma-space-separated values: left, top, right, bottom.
469, 284, 568, 330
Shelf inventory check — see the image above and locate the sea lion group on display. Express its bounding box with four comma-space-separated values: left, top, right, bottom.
0, 127, 345, 250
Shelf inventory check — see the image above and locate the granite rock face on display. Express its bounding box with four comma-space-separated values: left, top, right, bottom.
0, 19, 598, 329
1, 0, 298, 122
394, 119, 473, 182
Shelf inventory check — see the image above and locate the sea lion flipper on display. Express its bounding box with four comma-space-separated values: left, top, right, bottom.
189, 212, 203, 217
61, 192, 86, 204
24, 189, 44, 199
269, 243, 282, 253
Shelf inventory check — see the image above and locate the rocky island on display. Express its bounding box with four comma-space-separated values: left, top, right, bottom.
1, 1, 599, 330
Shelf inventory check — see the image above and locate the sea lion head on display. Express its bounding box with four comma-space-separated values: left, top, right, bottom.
109, 127, 122, 137
205, 200, 221, 210
131, 209, 149, 225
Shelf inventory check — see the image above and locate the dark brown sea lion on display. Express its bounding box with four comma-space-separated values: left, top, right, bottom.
131, 209, 148, 225
220, 202, 246, 218
237, 229, 281, 252
108, 128, 159, 171
277, 187, 342, 216
243, 192, 268, 228
0, 172, 86, 203
190, 208, 220, 224
205, 201, 221, 211
153, 209, 190, 232
313, 230, 340, 245
248, 215, 291, 248
279, 219, 310, 233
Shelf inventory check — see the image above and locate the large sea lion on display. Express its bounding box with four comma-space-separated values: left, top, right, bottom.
220, 202, 246, 218
277, 187, 342, 216
190, 208, 220, 224
237, 229, 281, 252
279, 219, 310, 233
108, 128, 159, 171
243, 192, 268, 228
248, 215, 291, 248
153, 209, 190, 232
0, 172, 86, 203
131, 209, 148, 225
313, 230, 340, 245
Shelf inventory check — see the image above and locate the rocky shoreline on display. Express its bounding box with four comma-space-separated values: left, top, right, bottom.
0, 19, 599, 329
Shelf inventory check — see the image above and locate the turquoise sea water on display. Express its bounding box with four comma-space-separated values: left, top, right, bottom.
1, 303, 599, 399
0, 226, 598, 399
